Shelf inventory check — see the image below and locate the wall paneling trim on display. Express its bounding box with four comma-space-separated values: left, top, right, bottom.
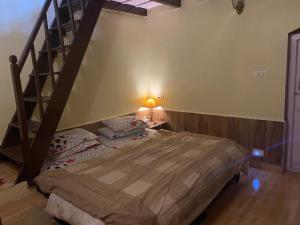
146, 110, 285, 169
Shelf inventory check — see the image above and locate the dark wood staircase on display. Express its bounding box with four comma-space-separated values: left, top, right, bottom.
0, 0, 181, 184
0, 0, 105, 183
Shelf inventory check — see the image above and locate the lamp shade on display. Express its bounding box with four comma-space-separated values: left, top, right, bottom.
143, 97, 159, 109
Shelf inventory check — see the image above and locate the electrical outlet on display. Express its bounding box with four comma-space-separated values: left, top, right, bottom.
160, 95, 165, 101
254, 70, 268, 78
157, 95, 165, 104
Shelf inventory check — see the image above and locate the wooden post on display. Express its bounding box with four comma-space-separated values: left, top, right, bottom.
31, 46, 44, 119
81, 0, 86, 13
9, 55, 30, 180
67, 0, 77, 36
53, 0, 67, 62
44, 17, 56, 90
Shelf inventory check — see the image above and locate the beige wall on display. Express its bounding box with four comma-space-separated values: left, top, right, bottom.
64, 0, 300, 127
0, 2, 43, 143
144, 0, 300, 122
1, 0, 300, 142
58, 12, 148, 129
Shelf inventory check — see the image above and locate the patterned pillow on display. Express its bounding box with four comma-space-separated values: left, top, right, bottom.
98, 127, 146, 140
102, 116, 148, 133
49, 128, 101, 159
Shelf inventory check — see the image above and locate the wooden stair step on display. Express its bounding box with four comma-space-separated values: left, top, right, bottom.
50, 20, 81, 32
103, 1, 147, 17
60, 0, 82, 9
29, 71, 61, 78
10, 120, 41, 133
24, 96, 51, 103
39, 45, 71, 54
3, 0, 105, 182
0, 145, 24, 164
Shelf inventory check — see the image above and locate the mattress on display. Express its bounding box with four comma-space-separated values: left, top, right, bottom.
37, 130, 249, 225
46, 193, 105, 225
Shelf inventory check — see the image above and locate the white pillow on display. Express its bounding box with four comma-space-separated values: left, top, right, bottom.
102, 116, 148, 133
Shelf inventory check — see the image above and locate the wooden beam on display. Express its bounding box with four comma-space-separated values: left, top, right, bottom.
103, 1, 148, 17
152, 0, 181, 8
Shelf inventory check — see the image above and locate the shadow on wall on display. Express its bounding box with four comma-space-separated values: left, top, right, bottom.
59, 12, 123, 128
58, 12, 149, 128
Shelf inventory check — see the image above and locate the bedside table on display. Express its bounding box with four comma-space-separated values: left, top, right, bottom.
145, 120, 172, 131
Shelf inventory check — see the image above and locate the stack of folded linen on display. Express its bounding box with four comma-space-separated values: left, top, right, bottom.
48, 128, 101, 160
98, 116, 148, 140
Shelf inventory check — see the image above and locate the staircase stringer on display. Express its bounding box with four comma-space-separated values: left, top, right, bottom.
2, 52, 51, 147
19, 0, 106, 183
1, 4, 67, 148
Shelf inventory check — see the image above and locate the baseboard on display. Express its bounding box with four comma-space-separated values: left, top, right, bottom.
250, 161, 284, 173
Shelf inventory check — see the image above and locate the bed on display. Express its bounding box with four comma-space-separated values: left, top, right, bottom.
36, 129, 249, 225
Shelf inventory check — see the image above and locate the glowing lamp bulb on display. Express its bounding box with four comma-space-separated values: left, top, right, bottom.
143, 97, 159, 109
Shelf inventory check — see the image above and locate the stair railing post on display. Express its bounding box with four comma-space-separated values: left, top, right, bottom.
31, 45, 44, 119
9, 55, 30, 175
43, 17, 56, 91
80, 0, 86, 14
67, 0, 77, 36
53, 0, 67, 62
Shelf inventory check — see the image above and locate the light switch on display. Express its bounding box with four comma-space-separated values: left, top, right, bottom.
254, 70, 268, 78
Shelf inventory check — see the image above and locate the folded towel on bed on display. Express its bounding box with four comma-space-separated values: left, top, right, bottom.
98, 126, 146, 140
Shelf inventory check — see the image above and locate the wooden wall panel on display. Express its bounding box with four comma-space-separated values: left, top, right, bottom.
142, 110, 285, 168
76, 110, 284, 169
69, 112, 136, 134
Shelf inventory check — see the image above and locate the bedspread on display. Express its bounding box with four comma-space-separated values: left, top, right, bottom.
36, 130, 249, 225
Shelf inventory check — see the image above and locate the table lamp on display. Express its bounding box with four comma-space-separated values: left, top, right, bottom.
143, 97, 159, 121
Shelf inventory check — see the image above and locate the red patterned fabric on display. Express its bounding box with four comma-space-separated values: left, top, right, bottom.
130, 121, 137, 128
49, 128, 101, 160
